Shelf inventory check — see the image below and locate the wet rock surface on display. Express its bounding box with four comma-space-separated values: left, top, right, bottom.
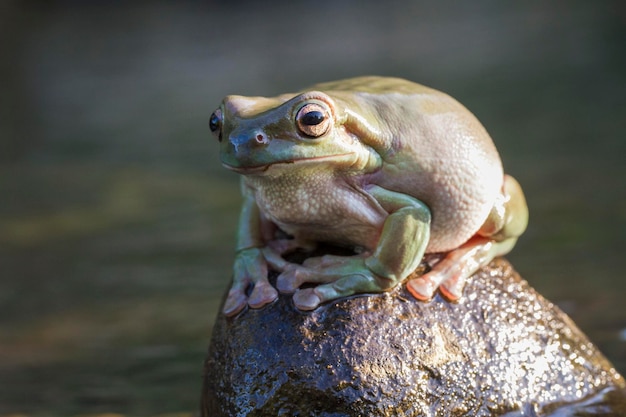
202, 259, 626, 416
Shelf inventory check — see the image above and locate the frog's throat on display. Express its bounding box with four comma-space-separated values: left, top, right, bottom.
221, 152, 359, 175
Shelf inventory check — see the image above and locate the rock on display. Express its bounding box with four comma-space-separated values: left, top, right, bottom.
201, 259, 626, 416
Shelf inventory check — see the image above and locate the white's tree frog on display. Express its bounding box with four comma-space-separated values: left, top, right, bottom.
209, 76, 528, 317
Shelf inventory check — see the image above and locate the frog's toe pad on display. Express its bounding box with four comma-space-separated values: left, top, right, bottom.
440, 280, 463, 301
248, 282, 278, 309
293, 289, 321, 311
406, 277, 437, 301
276, 269, 301, 293
222, 291, 248, 317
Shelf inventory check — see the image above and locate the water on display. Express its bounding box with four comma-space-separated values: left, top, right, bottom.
0, 1, 624, 415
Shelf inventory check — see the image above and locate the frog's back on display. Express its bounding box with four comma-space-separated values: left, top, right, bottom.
310, 76, 437, 96
313, 76, 504, 252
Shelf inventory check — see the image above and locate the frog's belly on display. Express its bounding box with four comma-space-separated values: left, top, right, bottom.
251, 179, 387, 250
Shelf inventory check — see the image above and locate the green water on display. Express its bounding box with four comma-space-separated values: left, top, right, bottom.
0, 2, 624, 415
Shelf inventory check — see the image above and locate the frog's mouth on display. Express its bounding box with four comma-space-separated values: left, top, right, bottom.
221, 163, 273, 174
222, 153, 356, 175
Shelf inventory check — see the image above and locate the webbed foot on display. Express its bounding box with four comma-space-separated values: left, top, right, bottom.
406, 236, 517, 302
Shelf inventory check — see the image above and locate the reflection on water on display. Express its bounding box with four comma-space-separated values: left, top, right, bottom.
0, 1, 624, 415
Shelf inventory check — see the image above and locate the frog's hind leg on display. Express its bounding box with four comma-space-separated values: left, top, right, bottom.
406, 174, 528, 302
406, 236, 517, 301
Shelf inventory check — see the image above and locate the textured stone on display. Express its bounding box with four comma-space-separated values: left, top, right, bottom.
202, 259, 626, 416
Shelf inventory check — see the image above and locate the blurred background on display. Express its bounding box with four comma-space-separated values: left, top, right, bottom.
0, 0, 624, 415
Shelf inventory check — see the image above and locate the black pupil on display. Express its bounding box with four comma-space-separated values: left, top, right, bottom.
301, 111, 324, 126
209, 113, 220, 132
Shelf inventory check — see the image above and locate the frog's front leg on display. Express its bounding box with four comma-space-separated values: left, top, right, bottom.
407, 174, 528, 301
223, 191, 279, 317
277, 185, 432, 311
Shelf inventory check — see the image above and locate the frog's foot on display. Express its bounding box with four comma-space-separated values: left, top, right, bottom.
276, 254, 391, 311
223, 275, 278, 317
222, 248, 279, 317
406, 236, 517, 302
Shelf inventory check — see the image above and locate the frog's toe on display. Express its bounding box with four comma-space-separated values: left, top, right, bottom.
248, 280, 278, 308
276, 265, 306, 293
293, 288, 322, 311
276, 276, 297, 293
440, 276, 464, 301
222, 289, 248, 317
406, 276, 438, 301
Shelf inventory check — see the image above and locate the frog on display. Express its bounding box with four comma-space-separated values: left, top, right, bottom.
209, 76, 528, 317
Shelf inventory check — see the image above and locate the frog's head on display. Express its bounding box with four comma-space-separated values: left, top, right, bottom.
209, 91, 381, 176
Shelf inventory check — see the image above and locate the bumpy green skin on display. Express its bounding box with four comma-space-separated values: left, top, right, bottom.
210, 76, 528, 316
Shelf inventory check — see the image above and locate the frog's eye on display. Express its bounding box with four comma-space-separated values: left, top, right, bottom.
209, 109, 223, 141
295, 103, 331, 138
